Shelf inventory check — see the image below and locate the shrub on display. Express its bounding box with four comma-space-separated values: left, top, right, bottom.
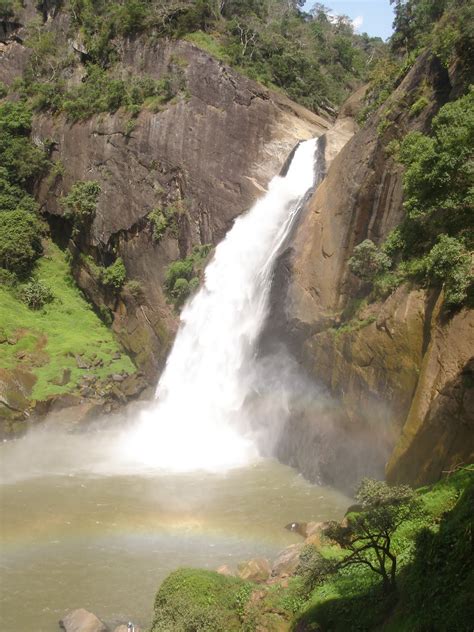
165, 259, 194, 292
296, 545, 337, 596
425, 235, 472, 306
0, 268, 17, 287
124, 279, 145, 302
148, 208, 168, 242
101, 257, 126, 291
0, 210, 43, 276
171, 277, 190, 306
20, 280, 54, 309
0, 0, 14, 20
348, 239, 391, 283
151, 568, 251, 632
61, 180, 100, 230
410, 95, 429, 115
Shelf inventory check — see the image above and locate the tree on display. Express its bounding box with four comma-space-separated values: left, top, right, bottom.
325, 479, 422, 593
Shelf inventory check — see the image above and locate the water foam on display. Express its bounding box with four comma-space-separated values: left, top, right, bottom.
116, 139, 319, 472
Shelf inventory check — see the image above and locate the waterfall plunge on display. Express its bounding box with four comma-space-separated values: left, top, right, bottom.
121, 138, 320, 472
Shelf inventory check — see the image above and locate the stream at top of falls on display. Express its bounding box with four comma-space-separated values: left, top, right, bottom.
0, 139, 352, 631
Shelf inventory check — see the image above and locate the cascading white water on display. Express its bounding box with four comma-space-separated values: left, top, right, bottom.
120, 138, 319, 472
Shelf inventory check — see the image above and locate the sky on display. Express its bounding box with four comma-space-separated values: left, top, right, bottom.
303, 0, 395, 41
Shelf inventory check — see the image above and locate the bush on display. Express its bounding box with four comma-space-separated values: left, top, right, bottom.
124, 279, 145, 302
171, 277, 190, 305
348, 239, 391, 283
20, 280, 54, 309
151, 568, 251, 632
164, 245, 211, 306
165, 259, 194, 292
296, 545, 337, 596
60, 65, 178, 121
101, 257, 126, 291
148, 208, 168, 242
61, 180, 100, 230
0, 0, 14, 20
0, 210, 43, 276
425, 235, 472, 306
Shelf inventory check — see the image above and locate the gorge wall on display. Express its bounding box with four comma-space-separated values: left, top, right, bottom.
271, 51, 474, 489
1, 2, 328, 384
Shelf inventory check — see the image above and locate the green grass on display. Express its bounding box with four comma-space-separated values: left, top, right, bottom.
0, 241, 135, 401
151, 568, 253, 632
292, 467, 474, 631
184, 31, 232, 65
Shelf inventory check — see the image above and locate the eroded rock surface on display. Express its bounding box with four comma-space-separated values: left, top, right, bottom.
271, 52, 473, 488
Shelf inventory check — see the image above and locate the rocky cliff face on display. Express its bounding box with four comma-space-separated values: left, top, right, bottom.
1, 4, 329, 382
271, 52, 474, 488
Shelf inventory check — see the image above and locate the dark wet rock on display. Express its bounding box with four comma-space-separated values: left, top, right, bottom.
59, 608, 108, 632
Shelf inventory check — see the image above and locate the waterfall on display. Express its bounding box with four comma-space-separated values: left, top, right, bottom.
121, 138, 321, 472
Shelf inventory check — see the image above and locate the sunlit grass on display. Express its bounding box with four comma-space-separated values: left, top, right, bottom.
0, 241, 135, 401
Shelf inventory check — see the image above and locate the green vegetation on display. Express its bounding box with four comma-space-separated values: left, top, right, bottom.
165, 245, 211, 307
0, 101, 48, 278
61, 180, 101, 233
294, 468, 474, 631
80, 254, 128, 294
151, 568, 253, 632
0, 242, 134, 401
124, 279, 145, 302
149, 204, 182, 243
359, 0, 473, 124
348, 239, 391, 283
351, 90, 473, 309
326, 480, 422, 593
20, 280, 54, 310
101, 257, 127, 291
149, 470, 473, 631
37, 0, 384, 115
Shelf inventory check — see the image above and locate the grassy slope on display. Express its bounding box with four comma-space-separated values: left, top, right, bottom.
294, 467, 474, 631
0, 240, 134, 401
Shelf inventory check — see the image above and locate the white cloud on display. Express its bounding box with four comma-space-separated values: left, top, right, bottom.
352, 15, 364, 31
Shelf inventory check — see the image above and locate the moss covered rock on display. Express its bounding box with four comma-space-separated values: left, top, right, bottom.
151, 568, 253, 632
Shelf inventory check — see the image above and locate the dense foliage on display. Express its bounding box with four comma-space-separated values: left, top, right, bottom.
165, 245, 211, 307
0, 101, 47, 278
5, 0, 385, 117
360, 0, 473, 123
370, 91, 474, 308
351, 1, 474, 309
151, 568, 252, 631
293, 468, 474, 631
327, 480, 422, 593
61, 180, 101, 231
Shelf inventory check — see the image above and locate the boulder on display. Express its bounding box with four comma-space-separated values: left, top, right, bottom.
52, 368, 72, 386
216, 564, 235, 577
113, 626, 141, 632
0, 367, 36, 420
272, 544, 304, 577
238, 558, 271, 583
59, 608, 108, 632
